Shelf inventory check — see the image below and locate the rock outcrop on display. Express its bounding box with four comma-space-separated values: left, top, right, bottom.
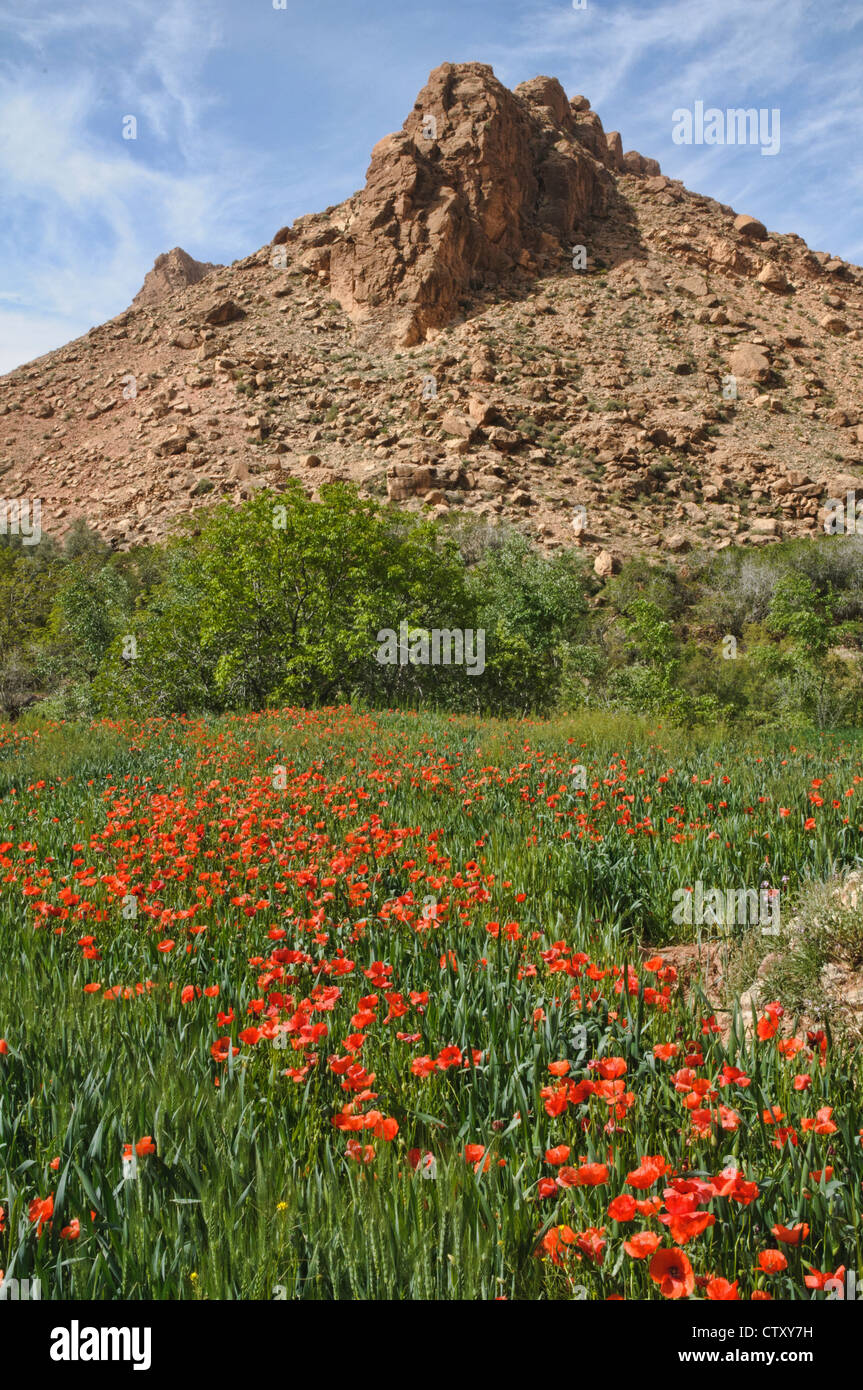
132, 248, 221, 309
328, 63, 652, 346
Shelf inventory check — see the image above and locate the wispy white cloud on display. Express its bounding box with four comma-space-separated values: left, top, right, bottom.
130, 1, 225, 147
0, 74, 251, 304
0, 1, 268, 373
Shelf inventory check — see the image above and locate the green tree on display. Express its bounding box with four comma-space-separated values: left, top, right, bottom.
95, 485, 475, 713
469, 535, 588, 712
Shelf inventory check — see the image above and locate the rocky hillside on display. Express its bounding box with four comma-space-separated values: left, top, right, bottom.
1, 61, 862, 570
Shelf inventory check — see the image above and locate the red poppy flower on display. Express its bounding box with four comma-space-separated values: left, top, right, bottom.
28, 1193, 54, 1235
372, 1116, 398, 1141
706, 1278, 739, 1300
624, 1231, 661, 1259
757, 1250, 788, 1274
663, 1211, 716, 1245
545, 1145, 571, 1165
596, 1057, 626, 1080
436, 1045, 463, 1069
608, 1194, 637, 1222
574, 1162, 609, 1187
345, 1139, 374, 1164
804, 1265, 845, 1291
772, 1222, 809, 1245
649, 1247, 695, 1299
626, 1156, 668, 1190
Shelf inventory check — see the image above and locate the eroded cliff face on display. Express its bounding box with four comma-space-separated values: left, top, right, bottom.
328, 63, 622, 345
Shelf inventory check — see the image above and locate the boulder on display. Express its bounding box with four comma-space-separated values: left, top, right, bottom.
386, 463, 436, 500
441, 412, 478, 440
155, 427, 194, 457
733, 214, 767, 240
728, 343, 772, 382
757, 262, 790, 293
204, 300, 245, 327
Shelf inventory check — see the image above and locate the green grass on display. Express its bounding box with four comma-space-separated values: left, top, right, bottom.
1, 708, 861, 1299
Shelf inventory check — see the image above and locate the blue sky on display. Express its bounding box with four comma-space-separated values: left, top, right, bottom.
1, 0, 862, 374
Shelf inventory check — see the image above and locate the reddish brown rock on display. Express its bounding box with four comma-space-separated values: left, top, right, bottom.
733, 214, 768, 241
757, 261, 791, 293
328, 62, 612, 346
728, 343, 772, 382
204, 299, 245, 326
623, 150, 661, 177
132, 247, 221, 309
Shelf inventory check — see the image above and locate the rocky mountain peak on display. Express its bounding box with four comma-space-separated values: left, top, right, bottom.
132, 247, 222, 309
1, 62, 861, 564
328, 62, 658, 346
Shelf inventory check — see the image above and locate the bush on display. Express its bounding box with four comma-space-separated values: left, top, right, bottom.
4, 496, 863, 729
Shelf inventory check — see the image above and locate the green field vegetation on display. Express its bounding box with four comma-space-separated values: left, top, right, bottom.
0, 711, 860, 1299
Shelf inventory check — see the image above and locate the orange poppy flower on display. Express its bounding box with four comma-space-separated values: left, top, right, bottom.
545, 1145, 571, 1165
664, 1211, 716, 1245
465, 1144, 491, 1173
801, 1106, 837, 1135
608, 1195, 637, 1222
28, 1193, 54, 1235
804, 1265, 845, 1290
372, 1116, 398, 1141
596, 1057, 627, 1080
626, 1156, 668, 1190
574, 1162, 609, 1187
